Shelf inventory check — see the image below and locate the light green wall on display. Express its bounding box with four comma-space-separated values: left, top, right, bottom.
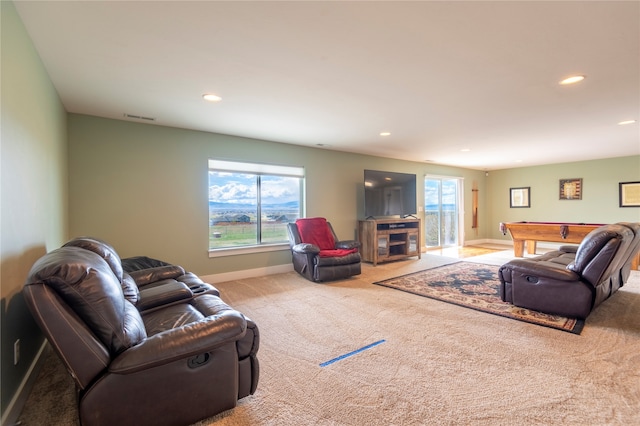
67, 113, 640, 277
1, 0, 68, 417
68, 114, 488, 276
488, 156, 640, 241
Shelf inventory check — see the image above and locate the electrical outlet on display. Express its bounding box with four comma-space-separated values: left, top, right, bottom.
14, 339, 20, 365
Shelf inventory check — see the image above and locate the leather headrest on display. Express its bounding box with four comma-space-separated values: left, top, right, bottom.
63, 237, 123, 281
26, 246, 146, 354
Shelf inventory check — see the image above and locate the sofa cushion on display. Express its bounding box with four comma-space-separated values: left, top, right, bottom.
316, 252, 361, 266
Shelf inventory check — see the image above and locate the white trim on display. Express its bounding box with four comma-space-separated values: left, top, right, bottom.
208, 243, 290, 258
201, 263, 294, 284
464, 238, 507, 246
424, 173, 465, 180
208, 159, 304, 177
2, 340, 48, 426
457, 179, 465, 247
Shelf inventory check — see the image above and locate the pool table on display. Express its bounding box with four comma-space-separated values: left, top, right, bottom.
500, 221, 605, 257
500, 221, 639, 270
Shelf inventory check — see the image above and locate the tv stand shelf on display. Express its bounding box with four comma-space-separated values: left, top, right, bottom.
358, 218, 421, 266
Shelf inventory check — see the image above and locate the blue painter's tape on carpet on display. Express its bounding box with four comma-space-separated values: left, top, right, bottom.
319, 339, 386, 367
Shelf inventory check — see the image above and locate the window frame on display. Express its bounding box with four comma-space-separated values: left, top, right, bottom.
208, 159, 305, 257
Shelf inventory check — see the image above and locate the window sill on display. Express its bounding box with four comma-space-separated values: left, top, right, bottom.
208, 242, 290, 258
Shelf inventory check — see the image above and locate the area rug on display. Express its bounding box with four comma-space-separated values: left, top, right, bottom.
373, 262, 585, 334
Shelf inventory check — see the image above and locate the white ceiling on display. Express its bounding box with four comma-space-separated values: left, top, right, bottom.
13, 0, 640, 170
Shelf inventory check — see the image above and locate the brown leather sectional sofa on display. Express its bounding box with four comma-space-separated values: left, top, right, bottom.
23, 237, 259, 426
499, 222, 640, 319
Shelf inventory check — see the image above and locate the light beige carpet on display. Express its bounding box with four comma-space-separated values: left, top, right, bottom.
18, 253, 640, 425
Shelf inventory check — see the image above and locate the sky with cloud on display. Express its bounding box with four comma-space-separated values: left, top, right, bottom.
209, 172, 300, 205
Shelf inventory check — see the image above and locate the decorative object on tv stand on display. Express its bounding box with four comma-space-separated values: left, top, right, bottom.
619, 181, 640, 207
559, 178, 582, 200
509, 187, 530, 208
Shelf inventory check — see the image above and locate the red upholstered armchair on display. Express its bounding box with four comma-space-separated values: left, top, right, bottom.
287, 217, 361, 282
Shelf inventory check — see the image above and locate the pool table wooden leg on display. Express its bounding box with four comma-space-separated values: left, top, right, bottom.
526, 240, 537, 255
513, 240, 524, 257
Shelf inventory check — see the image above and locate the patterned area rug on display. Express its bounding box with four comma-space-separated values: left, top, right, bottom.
374, 262, 585, 334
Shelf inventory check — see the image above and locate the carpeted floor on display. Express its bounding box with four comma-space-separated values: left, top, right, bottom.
17, 251, 640, 425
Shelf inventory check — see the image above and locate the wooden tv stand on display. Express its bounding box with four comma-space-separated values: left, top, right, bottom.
358, 218, 421, 266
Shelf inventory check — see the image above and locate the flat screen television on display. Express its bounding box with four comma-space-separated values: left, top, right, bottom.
364, 169, 417, 218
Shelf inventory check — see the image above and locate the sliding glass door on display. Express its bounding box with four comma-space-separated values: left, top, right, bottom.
425, 177, 462, 248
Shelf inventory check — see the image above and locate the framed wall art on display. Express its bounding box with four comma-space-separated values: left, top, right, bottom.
559, 178, 582, 200
510, 187, 530, 208
619, 181, 640, 207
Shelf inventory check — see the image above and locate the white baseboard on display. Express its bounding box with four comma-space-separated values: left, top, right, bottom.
464, 238, 511, 246
200, 263, 294, 284
2, 340, 48, 426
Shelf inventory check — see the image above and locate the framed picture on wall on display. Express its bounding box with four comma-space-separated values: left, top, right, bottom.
619, 181, 640, 207
510, 187, 530, 208
559, 178, 582, 200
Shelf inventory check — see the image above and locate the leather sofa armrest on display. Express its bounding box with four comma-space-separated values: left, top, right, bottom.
137, 280, 192, 311
236, 316, 260, 359
336, 240, 360, 250
129, 265, 186, 287
177, 272, 220, 297
503, 259, 580, 282
292, 243, 320, 254
109, 308, 247, 374
558, 245, 579, 253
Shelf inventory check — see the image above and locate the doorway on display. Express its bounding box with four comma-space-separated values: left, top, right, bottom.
424, 176, 463, 248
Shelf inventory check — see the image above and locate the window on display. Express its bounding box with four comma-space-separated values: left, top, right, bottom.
208, 159, 304, 250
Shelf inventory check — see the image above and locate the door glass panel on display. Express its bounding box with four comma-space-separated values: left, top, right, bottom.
441, 179, 458, 246
425, 179, 441, 246
425, 177, 461, 248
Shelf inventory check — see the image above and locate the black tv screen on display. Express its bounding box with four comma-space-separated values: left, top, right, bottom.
364, 170, 417, 218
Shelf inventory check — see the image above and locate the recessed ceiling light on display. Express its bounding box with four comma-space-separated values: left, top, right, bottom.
203, 94, 222, 102
559, 75, 585, 85
618, 120, 637, 125
460, 148, 471, 152
380, 132, 391, 136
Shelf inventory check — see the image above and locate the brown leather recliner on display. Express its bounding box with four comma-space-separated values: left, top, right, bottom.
499, 222, 640, 319
23, 238, 259, 426
287, 217, 361, 282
